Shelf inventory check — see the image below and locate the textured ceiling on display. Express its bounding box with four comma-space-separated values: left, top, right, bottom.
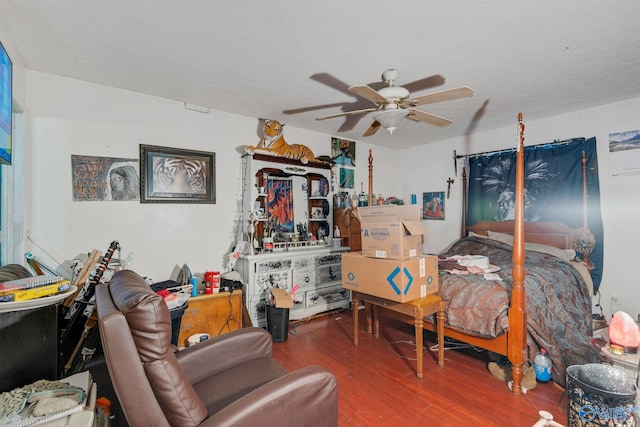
2, 1, 640, 149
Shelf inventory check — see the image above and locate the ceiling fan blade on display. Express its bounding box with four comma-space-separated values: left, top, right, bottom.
310, 73, 353, 96
402, 74, 446, 94
404, 86, 474, 107
349, 85, 387, 105
363, 121, 382, 137
316, 107, 377, 121
283, 102, 349, 115
405, 109, 453, 127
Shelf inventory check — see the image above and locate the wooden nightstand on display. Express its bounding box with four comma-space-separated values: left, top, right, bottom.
176, 290, 243, 347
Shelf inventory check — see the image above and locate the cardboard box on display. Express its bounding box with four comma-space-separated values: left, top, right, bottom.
268, 287, 293, 308
358, 205, 428, 259
341, 252, 438, 302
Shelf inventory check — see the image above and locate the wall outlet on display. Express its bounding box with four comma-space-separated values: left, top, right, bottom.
611, 294, 621, 305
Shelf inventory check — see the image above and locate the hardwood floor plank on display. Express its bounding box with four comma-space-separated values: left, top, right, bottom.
272, 309, 567, 426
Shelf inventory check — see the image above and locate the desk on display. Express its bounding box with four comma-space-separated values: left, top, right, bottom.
176, 291, 243, 347
352, 291, 445, 378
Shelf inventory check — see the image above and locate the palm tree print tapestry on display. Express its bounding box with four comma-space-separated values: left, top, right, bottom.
466, 137, 603, 292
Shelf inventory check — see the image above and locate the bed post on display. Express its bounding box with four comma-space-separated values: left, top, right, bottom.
582, 151, 588, 228
509, 113, 527, 396
580, 151, 594, 269
461, 167, 467, 238
368, 149, 374, 206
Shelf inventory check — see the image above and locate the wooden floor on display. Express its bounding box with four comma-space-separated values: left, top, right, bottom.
271, 308, 568, 427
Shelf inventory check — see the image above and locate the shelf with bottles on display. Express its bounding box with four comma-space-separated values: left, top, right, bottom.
308, 220, 330, 242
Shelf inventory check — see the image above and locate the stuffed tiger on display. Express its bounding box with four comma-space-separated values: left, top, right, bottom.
246, 119, 317, 164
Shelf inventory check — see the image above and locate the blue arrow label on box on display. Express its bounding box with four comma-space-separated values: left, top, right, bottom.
386, 267, 414, 295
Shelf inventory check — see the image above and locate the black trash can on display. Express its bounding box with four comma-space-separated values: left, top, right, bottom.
167, 301, 188, 346
266, 304, 290, 342
151, 280, 189, 346
566, 363, 637, 426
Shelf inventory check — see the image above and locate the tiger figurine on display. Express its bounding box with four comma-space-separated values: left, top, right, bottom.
246, 119, 317, 164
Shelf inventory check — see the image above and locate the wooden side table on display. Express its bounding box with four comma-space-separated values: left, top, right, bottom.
352, 291, 445, 378
177, 290, 243, 347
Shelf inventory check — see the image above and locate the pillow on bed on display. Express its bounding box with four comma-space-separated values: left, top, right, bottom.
570, 260, 594, 295
467, 231, 488, 239
487, 231, 574, 262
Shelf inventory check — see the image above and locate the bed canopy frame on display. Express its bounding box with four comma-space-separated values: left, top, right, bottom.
366, 113, 590, 395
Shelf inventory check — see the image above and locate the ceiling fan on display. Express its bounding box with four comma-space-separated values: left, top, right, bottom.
315, 69, 474, 136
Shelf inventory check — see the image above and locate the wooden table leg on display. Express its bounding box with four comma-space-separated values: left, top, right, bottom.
353, 293, 359, 346
415, 309, 424, 379
351, 293, 444, 377
437, 302, 445, 367
372, 305, 380, 338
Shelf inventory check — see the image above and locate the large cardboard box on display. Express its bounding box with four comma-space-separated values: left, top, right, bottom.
358, 205, 428, 260
341, 252, 438, 302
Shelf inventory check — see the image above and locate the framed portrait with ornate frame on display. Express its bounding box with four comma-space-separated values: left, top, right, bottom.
140, 144, 216, 203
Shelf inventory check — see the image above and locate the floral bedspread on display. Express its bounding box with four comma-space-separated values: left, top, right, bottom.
435, 236, 600, 385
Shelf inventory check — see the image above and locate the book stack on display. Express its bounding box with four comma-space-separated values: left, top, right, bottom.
0, 275, 70, 303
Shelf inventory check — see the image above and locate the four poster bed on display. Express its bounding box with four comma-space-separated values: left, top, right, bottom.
426, 114, 597, 394
366, 114, 597, 395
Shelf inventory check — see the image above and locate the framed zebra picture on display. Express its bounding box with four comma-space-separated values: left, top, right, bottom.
139, 144, 216, 203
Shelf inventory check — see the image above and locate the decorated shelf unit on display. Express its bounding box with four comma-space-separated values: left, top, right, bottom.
236, 246, 349, 328
238, 153, 349, 327
241, 153, 334, 250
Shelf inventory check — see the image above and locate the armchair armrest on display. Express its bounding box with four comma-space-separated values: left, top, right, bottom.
175, 327, 272, 384
202, 365, 338, 427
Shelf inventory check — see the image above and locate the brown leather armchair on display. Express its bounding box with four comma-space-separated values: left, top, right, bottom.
96, 270, 338, 427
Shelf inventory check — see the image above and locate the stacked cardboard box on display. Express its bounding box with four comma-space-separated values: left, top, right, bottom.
358, 205, 428, 260
341, 205, 439, 303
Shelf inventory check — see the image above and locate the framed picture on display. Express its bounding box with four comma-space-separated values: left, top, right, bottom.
423, 191, 445, 220
71, 155, 139, 201
140, 144, 215, 203
331, 137, 356, 166
339, 167, 354, 189
311, 206, 324, 219
267, 178, 294, 233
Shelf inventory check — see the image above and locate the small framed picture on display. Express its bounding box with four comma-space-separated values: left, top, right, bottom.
339, 168, 354, 189
311, 206, 324, 219
423, 191, 445, 220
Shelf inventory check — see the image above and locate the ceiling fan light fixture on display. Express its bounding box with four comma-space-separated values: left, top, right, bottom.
372, 109, 407, 134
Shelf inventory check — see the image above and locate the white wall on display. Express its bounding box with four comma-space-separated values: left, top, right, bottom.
400, 99, 640, 320
23, 71, 398, 282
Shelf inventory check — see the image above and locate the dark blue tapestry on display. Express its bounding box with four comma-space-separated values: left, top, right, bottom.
467, 138, 603, 293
